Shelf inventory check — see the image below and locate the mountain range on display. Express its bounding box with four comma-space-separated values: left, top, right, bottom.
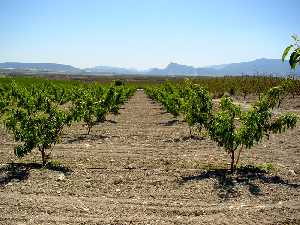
0, 62, 81, 73
0, 58, 299, 76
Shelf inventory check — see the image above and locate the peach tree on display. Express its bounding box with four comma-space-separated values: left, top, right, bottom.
208, 84, 298, 173
5, 88, 73, 165
180, 80, 212, 136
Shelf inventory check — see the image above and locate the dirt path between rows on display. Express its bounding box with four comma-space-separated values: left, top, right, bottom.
0, 90, 299, 224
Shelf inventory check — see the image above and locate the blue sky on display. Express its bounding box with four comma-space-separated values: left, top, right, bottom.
1, 0, 299, 69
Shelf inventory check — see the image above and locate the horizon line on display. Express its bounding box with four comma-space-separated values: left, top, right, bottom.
0, 57, 282, 70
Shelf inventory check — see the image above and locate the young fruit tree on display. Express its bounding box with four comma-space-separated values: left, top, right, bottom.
180, 81, 212, 136
71, 88, 106, 135
145, 81, 182, 117
5, 99, 73, 165
208, 84, 298, 173
161, 82, 182, 118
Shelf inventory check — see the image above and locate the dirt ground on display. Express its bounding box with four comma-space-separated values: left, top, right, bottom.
0, 90, 299, 225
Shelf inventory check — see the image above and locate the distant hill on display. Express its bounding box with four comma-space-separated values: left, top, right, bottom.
84, 66, 139, 74
146, 59, 300, 76
0, 62, 82, 73
1, 59, 299, 76
206, 58, 300, 75
86, 58, 300, 76
148, 62, 198, 75
148, 62, 215, 75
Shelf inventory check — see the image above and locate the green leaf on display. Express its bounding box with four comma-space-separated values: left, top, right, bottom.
289, 51, 299, 70
292, 34, 299, 42
282, 45, 293, 61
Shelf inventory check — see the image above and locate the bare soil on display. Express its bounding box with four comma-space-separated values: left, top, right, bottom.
0, 90, 299, 225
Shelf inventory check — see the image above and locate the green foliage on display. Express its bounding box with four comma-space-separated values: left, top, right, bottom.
145, 81, 182, 117
144, 76, 300, 100
145, 79, 212, 135
0, 77, 135, 165
181, 81, 212, 133
238, 163, 274, 173
210, 84, 298, 172
282, 34, 300, 70
5, 101, 72, 165
1, 76, 298, 174
113, 80, 124, 86
257, 162, 274, 172
71, 88, 101, 134
47, 159, 62, 168
70, 83, 135, 134
208, 96, 241, 152
0, 98, 9, 114
146, 79, 298, 173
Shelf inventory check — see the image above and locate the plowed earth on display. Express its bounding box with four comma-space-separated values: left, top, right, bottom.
0, 90, 299, 224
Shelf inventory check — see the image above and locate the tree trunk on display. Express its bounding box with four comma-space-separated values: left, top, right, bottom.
230, 150, 235, 173
243, 92, 247, 101
41, 148, 46, 166
235, 145, 244, 167
87, 125, 91, 135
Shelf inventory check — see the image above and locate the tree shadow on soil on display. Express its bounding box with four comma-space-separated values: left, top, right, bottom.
65, 134, 110, 143
157, 111, 168, 115
178, 165, 299, 200
159, 119, 179, 126
165, 135, 204, 143
0, 162, 72, 187
105, 119, 117, 124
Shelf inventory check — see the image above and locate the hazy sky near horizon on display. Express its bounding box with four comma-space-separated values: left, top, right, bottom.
1, 0, 300, 69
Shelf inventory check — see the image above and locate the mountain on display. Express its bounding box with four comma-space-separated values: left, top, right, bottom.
148, 62, 198, 75
1, 58, 299, 76
207, 58, 300, 75
0, 62, 82, 73
84, 66, 140, 74
146, 59, 300, 76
